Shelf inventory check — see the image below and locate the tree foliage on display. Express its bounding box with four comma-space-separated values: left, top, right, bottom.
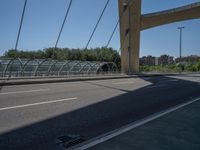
140, 61, 200, 73
3, 47, 121, 67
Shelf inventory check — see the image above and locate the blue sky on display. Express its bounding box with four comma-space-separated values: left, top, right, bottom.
0, 0, 199, 57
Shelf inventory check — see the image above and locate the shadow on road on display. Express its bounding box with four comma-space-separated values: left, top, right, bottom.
0, 75, 200, 150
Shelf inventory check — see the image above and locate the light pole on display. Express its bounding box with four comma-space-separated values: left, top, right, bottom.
177, 26, 185, 62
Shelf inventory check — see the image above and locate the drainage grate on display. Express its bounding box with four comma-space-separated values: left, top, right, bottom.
57, 134, 85, 148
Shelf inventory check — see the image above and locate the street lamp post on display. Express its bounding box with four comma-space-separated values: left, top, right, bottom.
177, 26, 185, 62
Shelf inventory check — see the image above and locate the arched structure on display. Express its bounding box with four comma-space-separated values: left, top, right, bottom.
118, 0, 200, 73
0, 58, 119, 77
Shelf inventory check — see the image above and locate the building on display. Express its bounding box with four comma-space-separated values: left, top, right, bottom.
175, 55, 200, 63
140, 55, 156, 66
140, 54, 174, 66
158, 55, 174, 65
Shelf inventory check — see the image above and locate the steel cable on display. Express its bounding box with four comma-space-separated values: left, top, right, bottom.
1, 0, 28, 91
85, 0, 110, 50
55, 0, 73, 49
15, 0, 28, 51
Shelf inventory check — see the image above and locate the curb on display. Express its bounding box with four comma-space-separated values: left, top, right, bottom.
0, 73, 178, 86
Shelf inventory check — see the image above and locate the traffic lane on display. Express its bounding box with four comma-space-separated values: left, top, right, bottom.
0, 73, 199, 94
169, 74, 200, 82
0, 78, 151, 107
1, 79, 141, 134
0, 75, 198, 129
85, 75, 200, 93
0, 97, 79, 134
1, 76, 200, 150
0, 77, 148, 93
84, 79, 152, 94
0, 90, 199, 149
68, 78, 200, 138
0, 81, 110, 106
0, 75, 198, 111
0, 77, 152, 134
0, 76, 199, 133
0, 74, 192, 97
0, 89, 123, 134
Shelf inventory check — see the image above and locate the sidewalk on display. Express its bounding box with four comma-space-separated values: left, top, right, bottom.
87, 99, 200, 150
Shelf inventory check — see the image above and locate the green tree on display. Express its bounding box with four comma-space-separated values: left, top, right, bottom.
3, 47, 120, 68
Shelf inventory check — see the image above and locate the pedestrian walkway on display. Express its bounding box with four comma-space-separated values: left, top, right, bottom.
88, 99, 200, 150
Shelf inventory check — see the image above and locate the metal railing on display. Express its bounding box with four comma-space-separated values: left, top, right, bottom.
0, 58, 119, 78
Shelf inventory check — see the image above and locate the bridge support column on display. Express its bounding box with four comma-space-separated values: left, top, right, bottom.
118, 0, 141, 73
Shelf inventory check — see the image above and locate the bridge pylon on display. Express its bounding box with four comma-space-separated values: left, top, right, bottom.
118, 0, 200, 74
118, 0, 141, 74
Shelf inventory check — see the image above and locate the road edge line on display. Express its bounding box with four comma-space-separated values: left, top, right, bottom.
69, 97, 200, 150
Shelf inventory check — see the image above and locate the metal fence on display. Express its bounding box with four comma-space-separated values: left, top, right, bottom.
0, 58, 119, 77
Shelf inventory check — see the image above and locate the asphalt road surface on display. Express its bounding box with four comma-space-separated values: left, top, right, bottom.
0, 74, 200, 150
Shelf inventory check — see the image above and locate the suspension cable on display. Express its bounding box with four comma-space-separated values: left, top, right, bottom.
0, 0, 28, 91
106, 20, 119, 48
85, 0, 110, 50
55, 0, 73, 48
15, 0, 28, 51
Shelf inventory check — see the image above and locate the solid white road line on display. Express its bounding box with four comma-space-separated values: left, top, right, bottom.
0, 97, 77, 111
112, 81, 134, 85
0, 89, 49, 95
72, 97, 200, 150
